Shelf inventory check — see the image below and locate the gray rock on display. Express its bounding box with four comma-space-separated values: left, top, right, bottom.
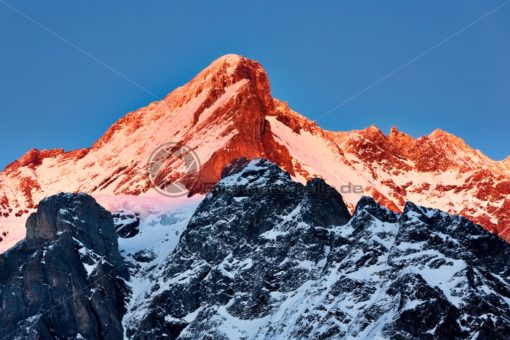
0, 193, 129, 340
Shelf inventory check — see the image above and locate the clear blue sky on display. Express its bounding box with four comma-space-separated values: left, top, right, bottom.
1, 0, 509, 168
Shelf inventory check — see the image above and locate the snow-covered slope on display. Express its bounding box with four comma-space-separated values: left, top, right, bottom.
1, 54, 509, 252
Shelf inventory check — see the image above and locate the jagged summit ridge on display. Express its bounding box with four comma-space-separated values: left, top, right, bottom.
163, 53, 274, 122
1, 54, 510, 253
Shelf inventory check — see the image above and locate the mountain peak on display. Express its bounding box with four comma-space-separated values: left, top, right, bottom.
6, 148, 65, 170
428, 128, 468, 147
1, 55, 510, 252
207, 53, 249, 71
192, 54, 256, 80
189, 53, 268, 88
159, 53, 273, 121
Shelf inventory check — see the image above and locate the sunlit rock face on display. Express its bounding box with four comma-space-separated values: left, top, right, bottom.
1, 53, 510, 252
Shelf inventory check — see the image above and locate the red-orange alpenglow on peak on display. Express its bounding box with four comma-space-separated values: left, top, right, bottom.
1, 54, 509, 251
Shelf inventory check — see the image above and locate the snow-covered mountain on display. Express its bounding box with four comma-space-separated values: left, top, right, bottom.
1, 54, 509, 252
122, 159, 510, 339
3, 159, 508, 339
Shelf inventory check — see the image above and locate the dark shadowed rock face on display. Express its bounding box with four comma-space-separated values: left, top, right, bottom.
126, 159, 352, 338
125, 159, 510, 340
0, 193, 128, 340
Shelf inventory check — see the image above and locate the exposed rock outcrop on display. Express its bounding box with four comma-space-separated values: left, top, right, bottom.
0, 193, 128, 339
